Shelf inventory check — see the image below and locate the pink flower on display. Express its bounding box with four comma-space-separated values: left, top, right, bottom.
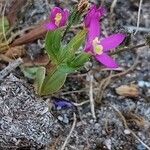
45, 7, 69, 30
84, 5, 126, 69
91, 34, 126, 68
84, 5, 105, 52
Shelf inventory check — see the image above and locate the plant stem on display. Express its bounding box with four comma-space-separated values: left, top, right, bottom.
110, 43, 146, 55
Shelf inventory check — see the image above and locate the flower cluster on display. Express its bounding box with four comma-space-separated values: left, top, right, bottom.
45, 5, 126, 69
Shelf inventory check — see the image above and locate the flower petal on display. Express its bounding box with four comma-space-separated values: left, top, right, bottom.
95, 53, 119, 68
45, 22, 57, 30
85, 18, 100, 52
84, 5, 97, 27
84, 5, 106, 27
59, 9, 69, 26
50, 7, 62, 22
84, 5, 106, 53
100, 33, 126, 52
52, 97, 74, 109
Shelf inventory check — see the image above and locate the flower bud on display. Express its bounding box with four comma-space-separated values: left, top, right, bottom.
77, 0, 89, 14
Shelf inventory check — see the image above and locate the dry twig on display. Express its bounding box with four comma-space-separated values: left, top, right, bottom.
88, 73, 96, 119
73, 100, 90, 107
110, 43, 146, 55
110, 0, 118, 13
124, 26, 150, 33
134, 0, 143, 35
96, 71, 112, 103
96, 55, 139, 103
60, 113, 77, 150
110, 105, 150, 150
0, 57, 23, 80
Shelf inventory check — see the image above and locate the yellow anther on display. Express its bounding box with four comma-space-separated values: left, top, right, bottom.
54, 13, 62, 26
92, 37, 103, 55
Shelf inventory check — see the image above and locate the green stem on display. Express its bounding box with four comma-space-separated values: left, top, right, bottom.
62, 10, 80, 39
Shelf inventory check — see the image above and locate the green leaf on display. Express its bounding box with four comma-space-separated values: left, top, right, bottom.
40, 69, 67, 96
58, 64, 77, 73
66, 29, 87, 54
34, 67, 46, 94
62, 29, 87, 63
68, 9, 78, 25
45, 28, 62, 63
68, 8, 82, 25
0, 17, 9, 33
21, 67, 39, 79
69, 52, 90, 68
58, 53, 90, 74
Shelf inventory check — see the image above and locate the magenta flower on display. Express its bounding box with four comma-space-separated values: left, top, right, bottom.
45, 7, 69, 30
84, 5, 105, 52
84, 5, 126, 68
91, 34, 126, 68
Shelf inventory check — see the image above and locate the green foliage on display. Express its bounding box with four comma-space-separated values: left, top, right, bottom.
68, 9, 81, 25
40, 68, 67, 96
66, 29, 87, 53
34, 23, 89, 96
58, 64, 78, 73
64, 29, 87, 61
62, 9, 81, 38
21, 67, 39, 79
69, 52, 90, 68
0, 17, 9, 34
35, 67, 46, 94
45, 28, 62, 63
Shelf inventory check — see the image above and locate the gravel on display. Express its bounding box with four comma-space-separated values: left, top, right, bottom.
0, 0, 150, 149
0, 74, 61, 149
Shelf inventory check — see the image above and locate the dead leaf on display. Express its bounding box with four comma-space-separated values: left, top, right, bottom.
5, 45, 26, 58
115, 84, 139, 97
23, 54, 49, 67
0, 54, 13, 62
123, 112, 149, 128
10, 20, 49, 47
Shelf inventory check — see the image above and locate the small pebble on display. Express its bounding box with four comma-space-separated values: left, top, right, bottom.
58, 116, 63, 121
124, 129, 131, 135
94, 123, 100, 129
104, 139, 111, 150
138, 81, 150, 88
63, 114, 69, 124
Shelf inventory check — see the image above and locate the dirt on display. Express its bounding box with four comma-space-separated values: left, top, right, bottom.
0, 0, 150, 150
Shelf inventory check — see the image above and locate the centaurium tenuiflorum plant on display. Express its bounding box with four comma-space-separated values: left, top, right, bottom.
33, 4, 126, 96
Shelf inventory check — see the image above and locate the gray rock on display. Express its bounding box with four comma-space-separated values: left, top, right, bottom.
0, 74, 59, 149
